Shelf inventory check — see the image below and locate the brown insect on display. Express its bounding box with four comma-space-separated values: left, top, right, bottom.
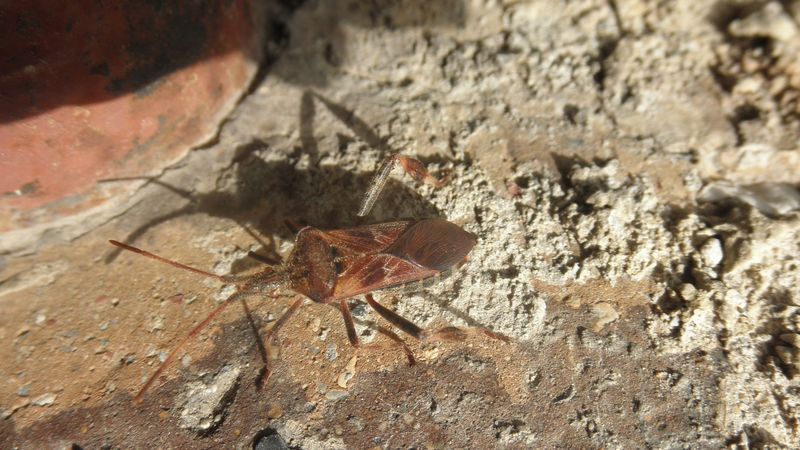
110, 154, 508, 403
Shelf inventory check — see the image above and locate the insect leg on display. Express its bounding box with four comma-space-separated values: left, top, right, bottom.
133, 293, 243, 404
365, 293, 425, 339
365, 294, 510, 343
338, 299, 361, 347
284, 218, 306, 234
343, 297, 416, 365
357, 154, 450, 217
260, 298, 305, 386
370, 324, 416, 365
396, 155, 448, 188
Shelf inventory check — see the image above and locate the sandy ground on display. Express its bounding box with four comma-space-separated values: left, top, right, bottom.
2, 0, 800, 448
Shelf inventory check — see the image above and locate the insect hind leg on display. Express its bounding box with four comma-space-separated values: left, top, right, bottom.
357, 154, 450, 217
365, 294, 510, 344
332, 300, 416, 365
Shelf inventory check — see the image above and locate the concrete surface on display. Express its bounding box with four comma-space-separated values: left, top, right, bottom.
2, 0, 799, 448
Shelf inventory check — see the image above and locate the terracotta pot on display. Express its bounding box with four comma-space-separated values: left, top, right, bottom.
0, 0, 263, 248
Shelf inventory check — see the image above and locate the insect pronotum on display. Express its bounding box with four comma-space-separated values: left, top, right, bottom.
110, 154, 508, 403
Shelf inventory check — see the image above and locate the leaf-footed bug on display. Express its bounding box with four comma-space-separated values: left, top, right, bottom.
110, 154, 509, 403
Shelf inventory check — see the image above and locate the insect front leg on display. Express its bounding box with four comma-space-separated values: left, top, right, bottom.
358, 154, 450, 217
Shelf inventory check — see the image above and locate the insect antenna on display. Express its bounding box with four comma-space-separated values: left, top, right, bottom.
133, 292, 243, 404
109, 240, 235, 283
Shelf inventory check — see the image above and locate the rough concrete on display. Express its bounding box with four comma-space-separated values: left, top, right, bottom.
2, 0, 800, 448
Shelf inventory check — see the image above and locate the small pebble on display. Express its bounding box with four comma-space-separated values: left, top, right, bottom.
350, 303, 368, 317
349, 416, 365, 431
325, 344, 338, 361
591, 302, 619, 332
1, 398, 30, 419
679, 283, 697, 302
94, 339, 109, 354
267, 404, 284, 419
700, 238, 724, 268
325, 390, 349, 401
775, 346, 794, 365
148, 315, 165, 332
337, 372, 353, 389
779, 333, 799, 347
254, 429, 289, 450
337, 355, 359, 388
17, 385, 30, 397
31, 393, 56, 406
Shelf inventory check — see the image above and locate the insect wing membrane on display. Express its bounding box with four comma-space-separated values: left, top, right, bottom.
387, 219, 477, 271
331, 219, 475, 299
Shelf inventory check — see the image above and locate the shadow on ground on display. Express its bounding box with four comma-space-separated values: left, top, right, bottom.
104, 88, 449, 266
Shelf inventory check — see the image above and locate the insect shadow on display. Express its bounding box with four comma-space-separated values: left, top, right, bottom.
103, 149, 444, 265
104, 90, 442, 265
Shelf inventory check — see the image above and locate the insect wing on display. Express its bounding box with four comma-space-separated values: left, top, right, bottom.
386, 219, 477, 271
322, 220, 414, 255
332, 254, 438, 299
